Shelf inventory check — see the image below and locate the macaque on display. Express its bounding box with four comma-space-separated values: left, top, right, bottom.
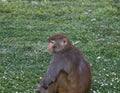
36, 34, 92, 93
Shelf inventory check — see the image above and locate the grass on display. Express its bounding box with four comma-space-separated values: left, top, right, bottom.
0, 0, 120, 93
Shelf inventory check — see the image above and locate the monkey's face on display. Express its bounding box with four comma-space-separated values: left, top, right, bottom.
47, 40, 56, 53
47, 39, 68, 53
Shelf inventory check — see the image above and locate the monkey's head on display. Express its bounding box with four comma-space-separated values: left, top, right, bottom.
47, 34, 72, 53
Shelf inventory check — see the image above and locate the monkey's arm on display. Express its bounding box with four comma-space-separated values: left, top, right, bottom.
40, 60, 63, 89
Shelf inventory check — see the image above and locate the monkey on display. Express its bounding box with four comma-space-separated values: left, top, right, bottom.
36, 34, 92, 93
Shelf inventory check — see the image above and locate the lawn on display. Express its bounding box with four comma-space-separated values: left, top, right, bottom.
0, 0, 120, 93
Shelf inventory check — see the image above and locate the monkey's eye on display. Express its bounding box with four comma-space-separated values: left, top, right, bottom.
50, 41, 55, 44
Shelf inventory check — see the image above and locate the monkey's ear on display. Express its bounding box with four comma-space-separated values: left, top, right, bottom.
62, 38, 68, 45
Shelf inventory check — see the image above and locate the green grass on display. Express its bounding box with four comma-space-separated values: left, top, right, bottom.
0, 0, 120, 93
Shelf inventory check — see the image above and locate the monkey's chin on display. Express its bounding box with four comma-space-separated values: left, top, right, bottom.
47, 50, 53, 54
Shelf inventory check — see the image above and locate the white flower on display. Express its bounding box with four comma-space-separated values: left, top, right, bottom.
103, 68, 106, 71
39, 77, 42, 79
91, 18, 96, 21
1, 0, 7, 2
97, 56, 101, 59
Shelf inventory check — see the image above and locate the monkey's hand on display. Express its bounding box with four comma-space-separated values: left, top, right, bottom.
40, 81, 49, 89
35, 84, 41, 92
35, 84, 48, 93
41, 84, 48, 89
40, 78, 54, 89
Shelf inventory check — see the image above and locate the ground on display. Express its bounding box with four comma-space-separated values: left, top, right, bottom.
0, 0, 120, 93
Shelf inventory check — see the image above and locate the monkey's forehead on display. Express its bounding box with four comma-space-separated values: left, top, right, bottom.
49, 34, 68, 41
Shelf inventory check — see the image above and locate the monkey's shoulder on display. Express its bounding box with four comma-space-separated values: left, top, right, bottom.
53, 48, 80, 61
